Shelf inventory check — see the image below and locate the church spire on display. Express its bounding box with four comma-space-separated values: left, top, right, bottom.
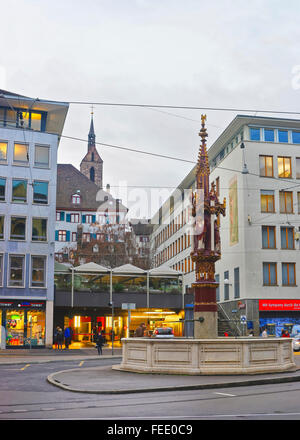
88, 108, 96, 150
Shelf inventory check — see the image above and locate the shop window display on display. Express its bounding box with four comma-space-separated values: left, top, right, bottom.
25, 311, 45, 346
6, 310, 24, 346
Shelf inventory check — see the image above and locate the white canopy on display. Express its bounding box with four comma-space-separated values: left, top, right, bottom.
73, 262, 110, 273
112, 263, 147, 275
148, 265, 182, 277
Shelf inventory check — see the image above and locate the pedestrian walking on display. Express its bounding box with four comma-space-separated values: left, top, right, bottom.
95, 332, 105, 355
56, 327, 63, 350
64, 326, 72, 349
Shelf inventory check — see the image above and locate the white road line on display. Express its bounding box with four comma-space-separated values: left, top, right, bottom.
214, 392, 236, 397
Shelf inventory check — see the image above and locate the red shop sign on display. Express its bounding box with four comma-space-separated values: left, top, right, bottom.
259, 299, 300, 311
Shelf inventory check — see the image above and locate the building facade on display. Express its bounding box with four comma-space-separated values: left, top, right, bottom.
0, 89, 68, 348
151, 115, 300, 336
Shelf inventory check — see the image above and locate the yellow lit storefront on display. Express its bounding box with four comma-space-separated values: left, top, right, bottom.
126, 309, 184, 337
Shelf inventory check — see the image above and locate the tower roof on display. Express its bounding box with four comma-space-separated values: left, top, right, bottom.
88, 113, 96, 150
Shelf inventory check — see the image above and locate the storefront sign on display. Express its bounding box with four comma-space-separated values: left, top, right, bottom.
259, 299, 300, 311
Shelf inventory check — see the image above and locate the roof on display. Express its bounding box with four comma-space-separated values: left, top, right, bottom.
73, 262, 110, 273
131, 220, 153, 235
56, 164, 127, 212
0, 89, 69, 137
149, 265, 182, 277
112, 263, 147, 274
54, 261, 71, 272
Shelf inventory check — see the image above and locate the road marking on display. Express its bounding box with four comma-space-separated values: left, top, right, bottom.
79, 361, 84, 367
214, 392, 236, 397
20, 364, 30, 371
12, 409, 27, 413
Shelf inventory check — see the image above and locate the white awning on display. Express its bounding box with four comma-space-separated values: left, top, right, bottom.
73, 262, 110, 273
112, 264, 147, 275
148, 265, 182, 277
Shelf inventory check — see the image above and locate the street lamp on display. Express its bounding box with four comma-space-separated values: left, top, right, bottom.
108, 301, 114, 355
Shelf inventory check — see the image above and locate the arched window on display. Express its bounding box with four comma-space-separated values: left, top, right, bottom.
90, 167, 95, 182
91, 153, 94, 162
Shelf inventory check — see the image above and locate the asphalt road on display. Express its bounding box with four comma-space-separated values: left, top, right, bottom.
1, 358, 300, 421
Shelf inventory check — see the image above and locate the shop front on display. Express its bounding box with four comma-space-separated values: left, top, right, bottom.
0, 300, 46, 348
259, 299, 300, 337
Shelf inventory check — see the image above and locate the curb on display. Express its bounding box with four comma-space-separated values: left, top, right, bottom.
46, 366, 300, 395
0, 355, 122, 366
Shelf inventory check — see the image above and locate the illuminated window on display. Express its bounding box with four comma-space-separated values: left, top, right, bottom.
282, 263, 296, 286
259, 155, 273, 177
13, 143, 28, 164
31, 256, 46, 287
0, 142, 7, 162
30, 112, 42, 131
58, 230, 67, 241
260, 190, 275, 213
34, 145, 49, 168
279, 191, 293, 214
278, 156, 291, 178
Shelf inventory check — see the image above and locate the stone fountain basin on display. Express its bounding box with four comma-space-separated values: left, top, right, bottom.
112, 337, 296, 375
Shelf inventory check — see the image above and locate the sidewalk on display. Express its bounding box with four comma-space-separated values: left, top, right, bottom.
46, 353, 300, 395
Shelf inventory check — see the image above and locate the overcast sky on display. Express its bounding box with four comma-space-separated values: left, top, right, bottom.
1, 0, 300, 217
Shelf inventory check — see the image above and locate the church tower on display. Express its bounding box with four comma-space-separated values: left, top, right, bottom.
80, 111, 103, 188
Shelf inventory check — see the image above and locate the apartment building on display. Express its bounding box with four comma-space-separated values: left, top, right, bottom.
151, 115, 300, 336
0, 89, 68, 348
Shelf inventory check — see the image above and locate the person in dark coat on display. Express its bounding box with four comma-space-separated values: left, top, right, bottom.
64, 326, 72, 349
95, 332, 105, 355
134, 323, 146, 337
56, 327, 63, 350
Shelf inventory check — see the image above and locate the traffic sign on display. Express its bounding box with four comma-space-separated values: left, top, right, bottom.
240, 315, 247, 324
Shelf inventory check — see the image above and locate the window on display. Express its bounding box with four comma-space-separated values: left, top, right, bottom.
13, 143, 28, 164
12, 179, 27, 203
292, 131, 300, 144
250, 127, 260, 141
56, 212, 61, 221
31, 256, 46, 288
32, 218, 47, 241
0, 142, 7, 162
34, 145, 49, 168
58, 230, 67, 241
298, 193, 300, 214
263, 262, 277, 286
70, 213, 80, 223
215, 274, 220, 302
85, 215, 93, 223
278, 157, 291, 178
281, 227, 294, 249
262, 226, 276, 249
8, 255, 25, 287
279, 191, 293, 214
82, 233, 91, 242
259, 155, 273, 177
10, 217, 26, 240
234, 267, 240, 299
0, 178, 5, 201
282, 263, 296, 286
264, 129, 275, 142
278, 130, 289, 143
0, 216, 4, 239
33, 181, 48, 204
72, 194, 81, 204
224, 271, 229, 301
30, 112, 42, 131
0, 254, 3, 286
72, 232, 77, 242
260, 190, 275, 213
